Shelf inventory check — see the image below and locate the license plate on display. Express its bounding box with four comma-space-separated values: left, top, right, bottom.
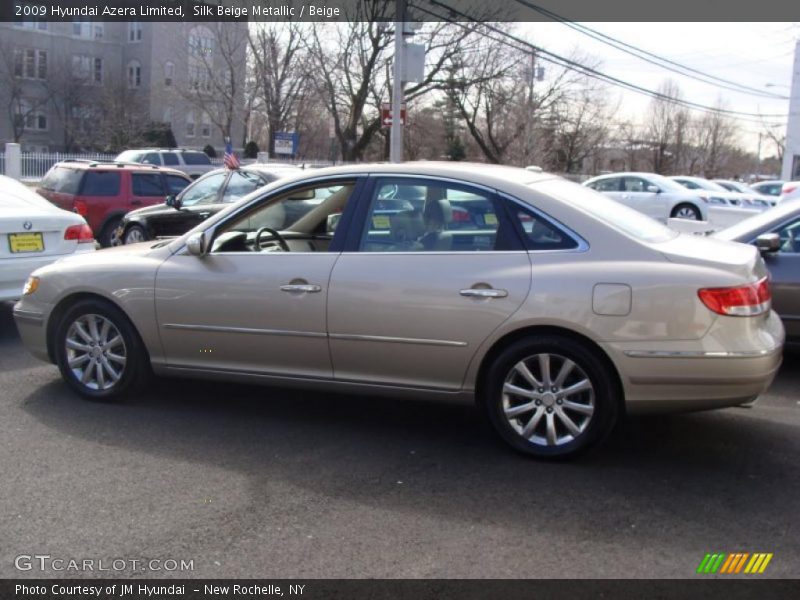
8, 232, 44, 253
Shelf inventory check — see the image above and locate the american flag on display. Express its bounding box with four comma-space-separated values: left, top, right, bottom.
223, 138, 240, 170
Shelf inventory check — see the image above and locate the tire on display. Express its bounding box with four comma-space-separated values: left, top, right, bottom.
123, 224, 148, 245
53, 299, 151, 401
670, 203, 701, 220
479, 335, 619, 459
99, 217, 122, 248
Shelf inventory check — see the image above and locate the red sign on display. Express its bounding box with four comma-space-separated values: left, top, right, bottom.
381, 103, 406, 127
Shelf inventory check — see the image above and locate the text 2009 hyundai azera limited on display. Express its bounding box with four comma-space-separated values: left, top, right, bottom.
13, 164, 784, 458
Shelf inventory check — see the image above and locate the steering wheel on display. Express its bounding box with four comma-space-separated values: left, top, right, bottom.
255, 227, 290, 252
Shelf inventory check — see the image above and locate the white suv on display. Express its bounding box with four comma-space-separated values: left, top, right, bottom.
115, 149, 217, 180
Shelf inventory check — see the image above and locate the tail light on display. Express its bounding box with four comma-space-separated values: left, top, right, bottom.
64, 223, 94, 243
782, 183, 797, 196
73, 200, 88, 217
698, 277, 771, 316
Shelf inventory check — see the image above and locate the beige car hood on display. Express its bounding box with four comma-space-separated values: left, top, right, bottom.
656, 234, 763, 281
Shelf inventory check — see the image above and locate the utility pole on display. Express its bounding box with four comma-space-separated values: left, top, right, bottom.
390, 0, 406, 163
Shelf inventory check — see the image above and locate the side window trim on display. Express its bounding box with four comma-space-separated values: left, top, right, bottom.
497, 192, 589, 253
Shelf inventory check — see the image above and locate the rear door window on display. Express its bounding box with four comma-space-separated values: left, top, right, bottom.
162, 153, 180, 166
182, 152, 212, 165
132, 173, 166, 196
80, 171, 121, 196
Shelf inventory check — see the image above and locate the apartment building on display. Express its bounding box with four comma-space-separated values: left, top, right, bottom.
0, 17, 247, 152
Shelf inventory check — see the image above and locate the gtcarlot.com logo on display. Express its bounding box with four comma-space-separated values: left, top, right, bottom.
697, 552, 773, 574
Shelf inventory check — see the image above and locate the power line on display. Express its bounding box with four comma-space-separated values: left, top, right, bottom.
412, 0, 789, 125
513, 0, 791, 101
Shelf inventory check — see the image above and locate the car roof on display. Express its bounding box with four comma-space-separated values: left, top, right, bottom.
259, 161, 558, 189
53, 160, 189, 177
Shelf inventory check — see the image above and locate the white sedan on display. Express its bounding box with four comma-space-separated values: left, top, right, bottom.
0, 175, 94, 302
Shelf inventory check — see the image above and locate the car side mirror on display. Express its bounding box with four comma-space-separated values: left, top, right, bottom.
755, 232, 781, 254
326, 213, 342, 234
165, 194, 182, 210
646, 185, 660, 193
186, 231, 208, 257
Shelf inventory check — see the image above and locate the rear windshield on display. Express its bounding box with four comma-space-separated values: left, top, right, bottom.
81, 171, 121, 196
534, 179, 678, 243
40, 166, 82, 194
182, 152, 212, 165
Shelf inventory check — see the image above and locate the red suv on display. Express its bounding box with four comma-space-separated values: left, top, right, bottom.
37, 160, 191, 246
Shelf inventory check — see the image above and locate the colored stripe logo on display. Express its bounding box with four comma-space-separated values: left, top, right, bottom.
697, 552, 773, 574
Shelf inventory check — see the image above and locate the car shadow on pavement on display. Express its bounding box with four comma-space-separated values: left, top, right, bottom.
19, 361, 800, 558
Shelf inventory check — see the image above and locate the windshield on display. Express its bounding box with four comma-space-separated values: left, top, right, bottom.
714, 203, 800, 241
674, 178, 727, 192
534, 179, 678, 243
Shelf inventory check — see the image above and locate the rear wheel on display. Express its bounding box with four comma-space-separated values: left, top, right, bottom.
480, 335, 619, 458
123, 224, 148, 245
670, 203, 701, 220
99, 217, 122, 248
54, 299, 151, 400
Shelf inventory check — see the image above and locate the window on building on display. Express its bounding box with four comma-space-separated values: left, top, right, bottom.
188, 65, 211, 92
163, 107, 173, 129
93, 57, 103, 83
186, 111, 196, 137
128, 21, 142, 42
201, 113, 212, 137
72, 18, 101, 39
188, 27, 215, 60
127, 61, 142, 88
17, 101, 48, 131
164, 61, 175, 86
13, 3, 47, 30
17, 49, 47, 80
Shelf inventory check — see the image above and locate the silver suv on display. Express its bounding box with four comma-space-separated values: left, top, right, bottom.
115, 149, 216, 180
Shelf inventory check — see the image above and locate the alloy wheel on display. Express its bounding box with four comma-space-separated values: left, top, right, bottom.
124, 227, 145, 244
64, 314, 127, 391
501, 353, 595, 447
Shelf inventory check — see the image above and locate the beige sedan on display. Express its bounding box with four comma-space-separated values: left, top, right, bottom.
13, 163, 784, 458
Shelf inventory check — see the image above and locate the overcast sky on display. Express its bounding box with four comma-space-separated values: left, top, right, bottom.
512, 22, 800, 155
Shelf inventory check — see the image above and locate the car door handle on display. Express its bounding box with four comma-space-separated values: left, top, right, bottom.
280, 284, 322, 293
459, 288, 508, 298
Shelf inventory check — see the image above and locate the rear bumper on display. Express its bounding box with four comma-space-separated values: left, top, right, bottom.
604, 311, 785, 413
0, 255, 67, 302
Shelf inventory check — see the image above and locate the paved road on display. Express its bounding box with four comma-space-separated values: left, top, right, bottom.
1, 301, 798, 579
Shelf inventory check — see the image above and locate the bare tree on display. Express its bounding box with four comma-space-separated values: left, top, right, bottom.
645, 79, 690, 174
94, 76, 148, 152
692, 100, 739, 178
45, 55, 97, 151
0, 40, 52, 143
248, 23, 311, 157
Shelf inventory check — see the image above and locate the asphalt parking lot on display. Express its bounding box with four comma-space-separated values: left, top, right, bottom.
1, 300, 798, 579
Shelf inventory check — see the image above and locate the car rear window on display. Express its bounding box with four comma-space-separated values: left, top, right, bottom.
132, 173, 165, 196
535, 179, 678, 243
40, 166, 82, 194
182, 152, 212, 165
80, 171, 121, 196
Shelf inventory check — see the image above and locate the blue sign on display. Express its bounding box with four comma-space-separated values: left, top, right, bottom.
274, 132, 299, 155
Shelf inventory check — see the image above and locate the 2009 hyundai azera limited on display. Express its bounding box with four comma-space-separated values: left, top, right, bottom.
13, 163, 784, 458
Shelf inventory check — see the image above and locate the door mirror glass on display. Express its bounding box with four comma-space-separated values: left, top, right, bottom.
186, 231, 208, 257
646, 185, 660, 193
756, 232, 781, 254
327, 212, 342, 234
165, 194, 182, 210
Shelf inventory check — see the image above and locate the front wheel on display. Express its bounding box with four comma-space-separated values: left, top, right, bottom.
480, 335, 619, 458
123, 224, 148, 245
670, 203, 701, 220
54, 299, 151, 400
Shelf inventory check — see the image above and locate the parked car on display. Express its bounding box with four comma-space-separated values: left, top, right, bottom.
14, 163, 783, 459
779, 181, 800, 204
115, 149, 217, 180
712, 179, 776, 207
582, 172, 709, 221
751, 180, 785, 198
0, 175, 94, 302
714, 201, 800, 343
37, 160, 191, 247
114, 164, 303, 245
